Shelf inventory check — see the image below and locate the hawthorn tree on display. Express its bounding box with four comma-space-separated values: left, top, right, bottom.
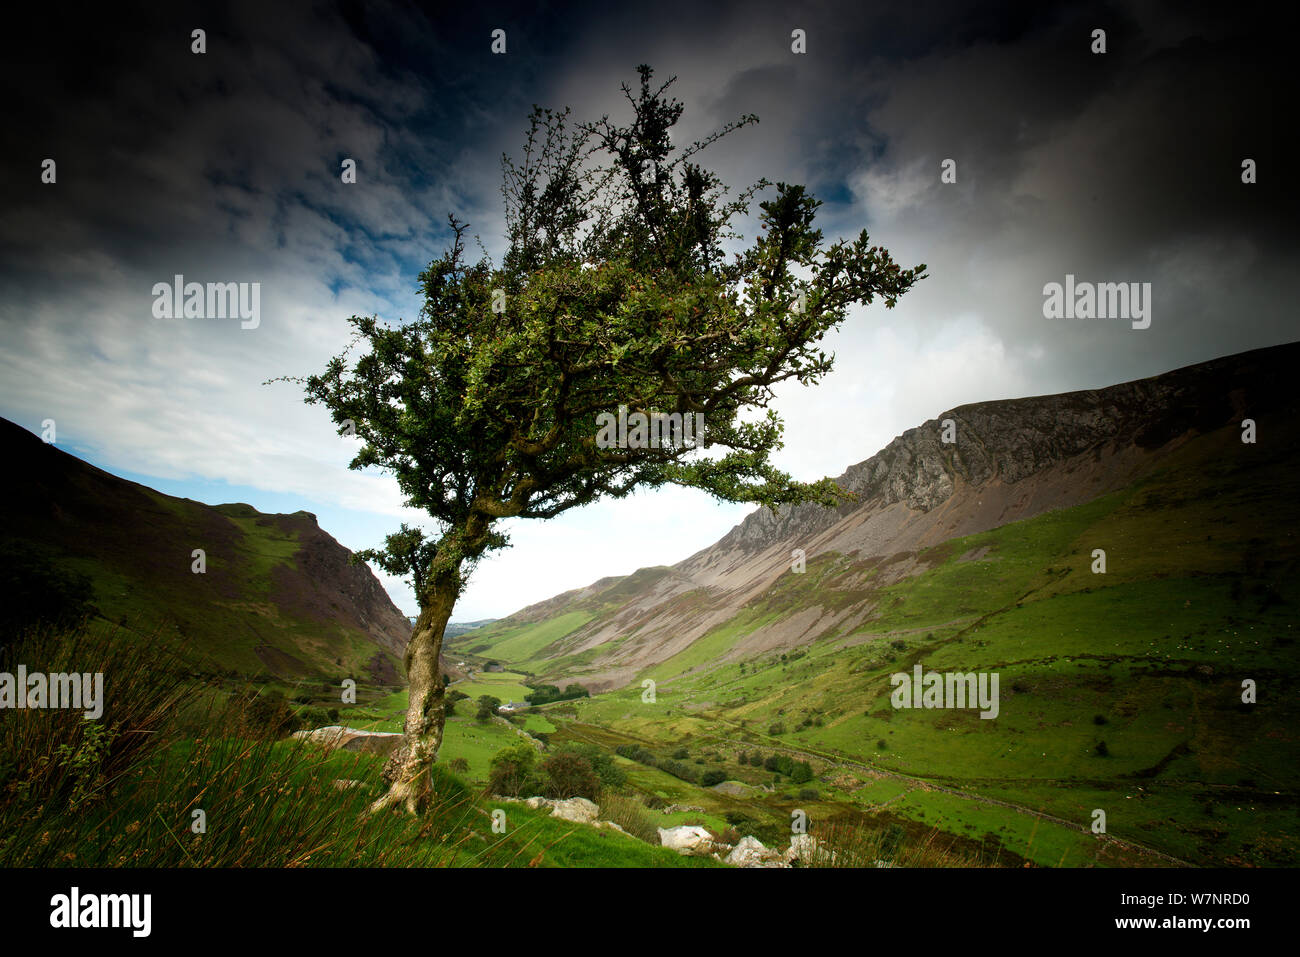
290, 66, 926, 813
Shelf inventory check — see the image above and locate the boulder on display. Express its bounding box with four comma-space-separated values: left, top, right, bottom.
725, 835, 786, 867
709, 781, 752, 797
658, 825, 716, 855
549, 797, 600, 824
785, 834, 837, 866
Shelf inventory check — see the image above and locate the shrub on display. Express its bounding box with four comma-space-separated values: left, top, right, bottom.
672, 747, 689, 760
556, 743, 625, 789
540, 751, 599, 800
700, 769, 727, 787
297, 706, 332, 729
768, 722, 786, 736
446, 757, 470, 775
658, 759, 698, 784
487, 742, 542, 797
798, 788, 819, 800
475, 695, 501, 724
240, 690, 302, 739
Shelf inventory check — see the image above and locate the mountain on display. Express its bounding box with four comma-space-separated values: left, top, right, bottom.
448, 341, 1300, 866
0, 416, 409, 681
449, 343, 1300, 686
451, 342, 1299, 690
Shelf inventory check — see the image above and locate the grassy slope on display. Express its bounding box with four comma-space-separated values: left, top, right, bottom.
36, 491, 399, 681
527, 420, 1300, 867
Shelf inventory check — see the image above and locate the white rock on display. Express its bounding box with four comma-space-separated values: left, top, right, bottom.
726, 835, 785, 867
549, 797, 600, 823
658, 825, 716, 855
785, 834, 837, 866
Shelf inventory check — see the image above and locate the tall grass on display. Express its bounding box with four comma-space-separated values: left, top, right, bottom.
0, 621, 532, 867
597, 791, 662, 844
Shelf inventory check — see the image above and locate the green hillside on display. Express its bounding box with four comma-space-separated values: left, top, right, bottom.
516, 414, 1300, 867
0, 417, 406, 681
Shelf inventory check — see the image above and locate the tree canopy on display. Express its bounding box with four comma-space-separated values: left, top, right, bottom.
284, 65, 927, 813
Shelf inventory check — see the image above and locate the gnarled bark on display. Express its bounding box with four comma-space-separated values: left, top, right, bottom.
369, 564, 459, 814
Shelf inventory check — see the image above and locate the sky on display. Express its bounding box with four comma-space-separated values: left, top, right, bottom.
0, 0, 1293, 621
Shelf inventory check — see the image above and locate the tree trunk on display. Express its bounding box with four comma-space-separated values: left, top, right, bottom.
369, 563, 459, 815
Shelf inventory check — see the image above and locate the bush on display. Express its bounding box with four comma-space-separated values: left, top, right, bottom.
240, 690, 302, 739
475, 694, 501, 724
524, 683, 590, 706
556, 742, 625, 789
700, 769, 727, 787
672, 747, 689, 760
657, 759, 698, 784
798, 788, 819, 800
446, 757, 470, 775
790, 760, 813, 784
876, 739, 888, 750
764, 754, 795, 776
487, 742, 542, 797
1094, 740, 1110, 757
540, 752, 599, 800
768, 722, 785, 736
297, 705, 332, 729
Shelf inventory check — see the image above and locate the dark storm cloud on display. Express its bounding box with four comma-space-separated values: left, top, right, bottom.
0, 0, 1292, 618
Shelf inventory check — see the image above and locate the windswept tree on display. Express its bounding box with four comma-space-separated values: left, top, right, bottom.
285, 66, 926, 813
